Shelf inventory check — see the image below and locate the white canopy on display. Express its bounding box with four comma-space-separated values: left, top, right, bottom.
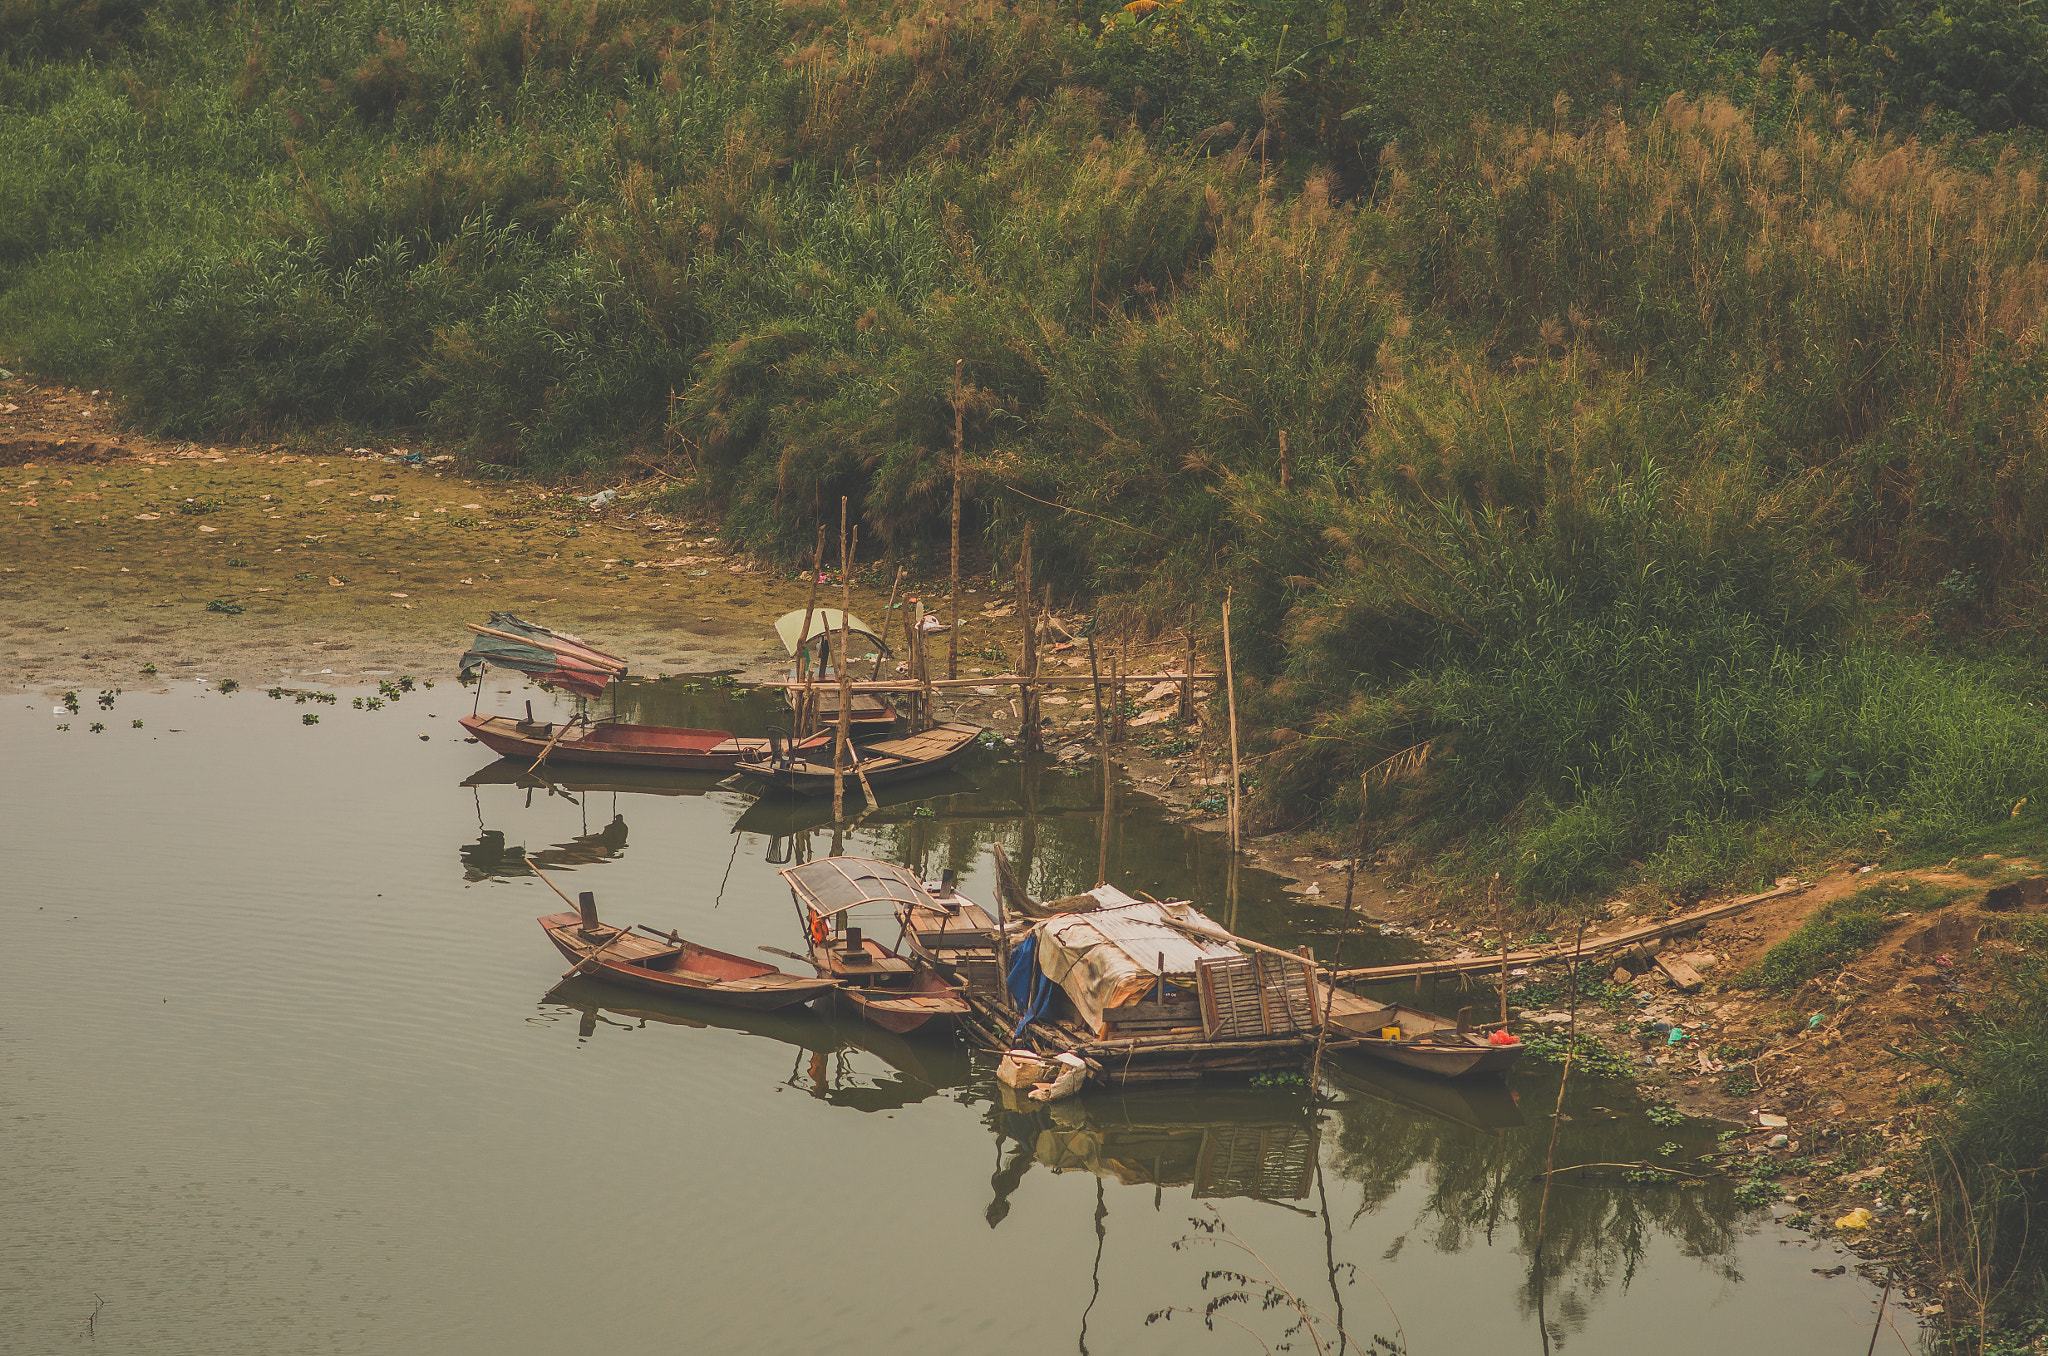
773, 608, 888, 656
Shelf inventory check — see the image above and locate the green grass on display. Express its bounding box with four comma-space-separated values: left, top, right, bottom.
1736, 881, 1975, 992
1737, 910, 1896, 994
6, 0, 2048, 929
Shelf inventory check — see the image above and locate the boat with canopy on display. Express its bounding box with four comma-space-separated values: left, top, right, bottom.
457, 612, 807, 772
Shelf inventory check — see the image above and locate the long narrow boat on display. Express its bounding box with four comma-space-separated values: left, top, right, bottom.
780, 858, 972, 1035
464, 713, 784, 771
1323, 1001, 1524, 1078
730, 722, 982, 797
539, 909, 839, 1012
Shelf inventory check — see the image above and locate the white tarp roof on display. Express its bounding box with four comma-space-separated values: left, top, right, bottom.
1034, 889, 1240, 1031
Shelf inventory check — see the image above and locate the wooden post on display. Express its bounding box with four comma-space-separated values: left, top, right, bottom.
872, 565, 905, 681
1278, 428, 1291, 492
1494, 872, 1509, 1026
917, 611, 935, 732
1017, 525, 1037, 752
1096, 721, 1113, 887
796, 525, 825, 738
1086, 612, 1103, 748
1180, 608, 1195, 722
1223, 589, 1241, 855
1116, 625, 1130, 744
832, 508, 856, 821
949, 359, 963, 682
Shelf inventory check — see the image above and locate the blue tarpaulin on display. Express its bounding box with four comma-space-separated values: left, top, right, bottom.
1005, 933, 1058, 1039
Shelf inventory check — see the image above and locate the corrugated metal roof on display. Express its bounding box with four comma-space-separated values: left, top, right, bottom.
1042, 900, 1239, 975
780, 857, 929, 918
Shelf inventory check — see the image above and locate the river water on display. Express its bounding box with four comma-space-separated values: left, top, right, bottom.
2, 677, 1907, 1354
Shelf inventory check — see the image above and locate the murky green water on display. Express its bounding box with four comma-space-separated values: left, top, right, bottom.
3, 677, 1907, 1354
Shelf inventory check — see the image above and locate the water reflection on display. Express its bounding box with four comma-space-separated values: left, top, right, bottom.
541, 979, 974, 1114
1325, 1052, 1748, 1344
993, 1089, 1321, 1208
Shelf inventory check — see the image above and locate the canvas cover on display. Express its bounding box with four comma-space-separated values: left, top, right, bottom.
1033, 890, 1241, 1032
773, 608, 888, 656
457, 613, 623, 698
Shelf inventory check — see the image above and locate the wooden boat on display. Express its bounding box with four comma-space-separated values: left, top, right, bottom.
890, 869, 1005, 1001
781, 858, 972, 1035
539, 906, 839, 1012
776, 607, 899, 731
1324, 1001, 1524, 1078
463, 713, 831, 772
729, 722, 982, 797
964, 871, 1519, 1086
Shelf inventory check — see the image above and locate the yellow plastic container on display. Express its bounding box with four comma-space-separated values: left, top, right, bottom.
1380, 1026, 1403, 1041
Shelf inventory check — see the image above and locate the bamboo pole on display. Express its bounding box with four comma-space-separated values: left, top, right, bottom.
950, 358, 963, 682
1180, 608, 1195, 722
1223, 589, 1241, 854
756, 672, 1219, 693
833, 502, 852, 821
840, 529, 878, 811
1116, 627, 1129, 744
917, 611, 935, 731
1086, 612, 1103, 747
1309, 852, 1360, 1091
1017, 525, 1037, 752
872, 565, 905, 681
795, 526, 826, 738
1095, 731, 1113, 887
1494, 872, 1509, 1026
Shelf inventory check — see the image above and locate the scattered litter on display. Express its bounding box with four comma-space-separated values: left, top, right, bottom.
574, 489, 619, 509
1834, 1208, 1873, 1231
1758, 1112, 1790, 1129
1768, 1134, 1790, 1149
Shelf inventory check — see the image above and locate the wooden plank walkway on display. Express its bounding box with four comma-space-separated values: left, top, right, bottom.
1329, 882, 1805, 984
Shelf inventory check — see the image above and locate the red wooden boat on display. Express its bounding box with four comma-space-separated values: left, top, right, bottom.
540, 909, 839, 1011
466, 713, 815, 772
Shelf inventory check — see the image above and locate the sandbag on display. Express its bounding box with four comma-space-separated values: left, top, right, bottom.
1028, 1052, 1090, 1102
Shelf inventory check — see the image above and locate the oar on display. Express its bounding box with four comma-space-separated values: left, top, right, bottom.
526, 713, 584, 774
759, 944, 813, 965
527, 862, 633, 978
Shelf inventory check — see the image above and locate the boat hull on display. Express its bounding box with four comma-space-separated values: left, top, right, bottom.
540, 914, 838, 1012
731, 722, 982, 797
466, 715, 769, 771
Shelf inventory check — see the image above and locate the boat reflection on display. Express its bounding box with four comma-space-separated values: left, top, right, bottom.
1022, 1089, 1320, 1202
460, 759, 729, 799
541, 978, 974, 1113
1326, 1055, 1526, 1134
459, 815, 630, 880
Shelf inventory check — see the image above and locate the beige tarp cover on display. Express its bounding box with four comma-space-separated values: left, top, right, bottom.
1034, 888, 1241, 1032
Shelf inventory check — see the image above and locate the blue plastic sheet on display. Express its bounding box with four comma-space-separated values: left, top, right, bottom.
1005, 934, 1057, 1039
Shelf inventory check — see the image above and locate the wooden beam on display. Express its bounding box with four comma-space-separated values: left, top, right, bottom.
1655, 953, 1704, 993
1330, 883, 1804, 983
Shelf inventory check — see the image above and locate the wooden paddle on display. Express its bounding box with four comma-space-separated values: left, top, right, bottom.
526, 862, 631, 977
526, 713, 585, 774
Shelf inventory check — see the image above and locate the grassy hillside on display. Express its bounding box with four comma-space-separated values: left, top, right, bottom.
6, 0, 2048, 905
